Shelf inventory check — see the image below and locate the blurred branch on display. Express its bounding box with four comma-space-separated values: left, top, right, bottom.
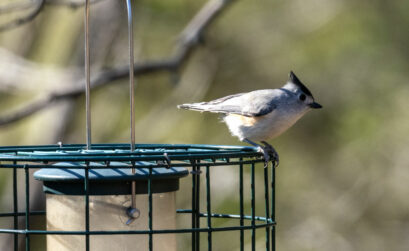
0, 1, 34, 14
0, 0, 236, 126
0, 0, 45, 32
175, 0, 234, 64
0, 0, 107, 32
46, 0, 106, 9
91, 0, 236, 84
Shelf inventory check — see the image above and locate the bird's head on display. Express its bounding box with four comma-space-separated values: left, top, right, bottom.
282, 71, 322, 109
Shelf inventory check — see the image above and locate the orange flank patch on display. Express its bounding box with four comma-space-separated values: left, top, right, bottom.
229, 114, 261, 126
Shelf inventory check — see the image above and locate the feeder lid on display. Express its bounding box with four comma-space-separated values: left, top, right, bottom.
34, 161, 189, 196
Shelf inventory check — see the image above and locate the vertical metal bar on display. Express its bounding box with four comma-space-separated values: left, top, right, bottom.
195, 163, 201, 251
84, 0, 91, 150
148, 167, 153, 251
191, 160, 197, 251
84, 164, 90, 251
206, 165, 212, 251
264, 166, 270, 251
191, 162, 195, 250
271, 163, 276, 251
24, 165, 30, 251
131, 162, 136, 213
13, 162, 18, 251
239, 159, 244, 251
251, 163, 255, 251
125, 0, 137, 214
126, 0, 135, 152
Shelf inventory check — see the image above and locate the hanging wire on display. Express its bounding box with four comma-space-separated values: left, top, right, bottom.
85, 0, 91, 150
125, 0, 137, 223
127, 0, 135, 151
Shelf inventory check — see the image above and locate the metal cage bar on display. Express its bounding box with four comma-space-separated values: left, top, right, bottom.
264, 165, 270, 251
191, 159, 201, 251
191, 161, 196, 250
251, 163, 256, 251
148, 166, 153, 251
85, 163, 90, 251
271, 163, 276, 251
239, 159, 244, 251
0, 221, 275, 235
13, 162, 18, 251
195, 163, 201, 251
205, 165, 212, 251
24, 165, 30, 251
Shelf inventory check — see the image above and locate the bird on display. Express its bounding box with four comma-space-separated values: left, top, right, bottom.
177, 71, 322, 167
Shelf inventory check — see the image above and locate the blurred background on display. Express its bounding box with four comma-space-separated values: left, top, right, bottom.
0, 0, 408, 250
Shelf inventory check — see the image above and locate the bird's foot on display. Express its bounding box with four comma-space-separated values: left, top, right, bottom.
259, 141, 279, 168
155, 153, 172, 169
242, 138, 279, 167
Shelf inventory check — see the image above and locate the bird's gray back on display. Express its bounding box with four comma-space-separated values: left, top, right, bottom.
178, 89, 289, 117
214, 89, 288, 116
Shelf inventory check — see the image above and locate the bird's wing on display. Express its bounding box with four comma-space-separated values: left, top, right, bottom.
178, 90, 278, 117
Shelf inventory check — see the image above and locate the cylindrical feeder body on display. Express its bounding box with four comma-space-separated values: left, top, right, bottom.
34, 162, 188, 251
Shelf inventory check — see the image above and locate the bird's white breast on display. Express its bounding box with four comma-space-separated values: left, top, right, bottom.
223, 108, 307, 141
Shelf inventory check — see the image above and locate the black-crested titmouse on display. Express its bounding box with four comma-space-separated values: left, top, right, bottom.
178, 71, 322, 167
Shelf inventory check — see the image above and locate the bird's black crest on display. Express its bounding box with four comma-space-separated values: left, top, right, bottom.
289, 71, 312, 96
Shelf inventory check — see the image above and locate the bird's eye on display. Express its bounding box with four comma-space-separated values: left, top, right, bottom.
299, 94, 306, 101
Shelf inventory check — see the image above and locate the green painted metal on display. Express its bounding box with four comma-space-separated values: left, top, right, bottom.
206, 165, 212, 251
239, 159, 244, 251
194, 162, 201, 251
33, 162, 189, 182
0, 221, 276, 235
271, 162, 276, 251
251, 163, 256, 251
148, 167, 153, 251
13, 162, 18, 250
33, 163, 189, 195
0, 144, 276, 251
191, 160, 198, 251
84, 164, 90, 251
264, 165, 271, 251
24, 165, 30, 251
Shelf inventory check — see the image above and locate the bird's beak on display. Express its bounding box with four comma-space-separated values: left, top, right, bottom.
309, 102, 322, 109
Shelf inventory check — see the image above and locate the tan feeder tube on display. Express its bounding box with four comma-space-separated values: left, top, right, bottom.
34, 162, 188, 251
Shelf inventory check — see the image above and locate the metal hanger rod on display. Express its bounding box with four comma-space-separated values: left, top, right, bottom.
126, 0, 137, 216
85, 0, 91, 150
127, 0, 135, 152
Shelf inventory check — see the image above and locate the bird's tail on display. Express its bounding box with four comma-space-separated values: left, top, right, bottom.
177, 102, 210, 112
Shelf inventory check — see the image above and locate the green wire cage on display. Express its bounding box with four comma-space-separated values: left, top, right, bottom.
0, 0, 277, 250
0, 144, 276, 250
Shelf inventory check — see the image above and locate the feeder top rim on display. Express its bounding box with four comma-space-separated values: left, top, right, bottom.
0, 143, 261, 162
34, 164, 189, 182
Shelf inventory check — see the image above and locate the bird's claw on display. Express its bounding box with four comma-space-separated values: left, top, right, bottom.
259, 141, 279, 168
163, 153, 171, 168
155, 153, 172, 168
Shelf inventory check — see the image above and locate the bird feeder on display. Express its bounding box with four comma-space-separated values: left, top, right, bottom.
0, 144, 275, 251
0, 0, 277, 250
34, 161, 188, 251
